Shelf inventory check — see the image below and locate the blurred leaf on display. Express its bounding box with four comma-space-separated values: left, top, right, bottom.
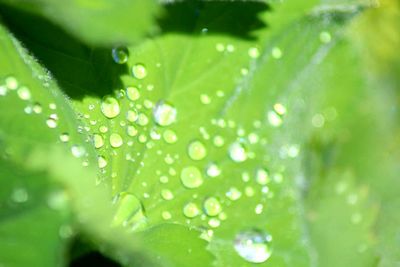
0, 0, 160, 45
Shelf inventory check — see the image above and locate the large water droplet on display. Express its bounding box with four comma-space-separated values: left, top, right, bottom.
153, 101, 177, 126
203, 197, 222, 216
255, 168, 270, 185
93, 134, 104, 148
132, 63, 147, 79
180, 166, 203, 189
229, 141, 248, 162
187, 140, 207, 160
101, 96, 120, 119
112, 46, 129, 64
234, 229, 272, 263
110, 133, 123, 148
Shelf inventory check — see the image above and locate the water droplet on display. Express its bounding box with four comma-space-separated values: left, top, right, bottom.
11, 188, 28, 203
255, 204, 264, 214
110, 133, 123, 148
32, 103, 42, 114
71, 145, 86, 158
320, 31, 332, 44
226, 187, 242, 201
200, 94, 211, 105
206, 163, 221, 177
153, 101, 177, 126
213, 135, 225, 147
101, 96, 120, 119
126, 109, 138, 122
112, 46, 129, 64
271, 47, 283, 59
267, 111, 282, 127
132, 64, 147, 79
5, 76, 18, 90
137, 113, 149, 126
183, 202, 200, 218
161, 189, 174, 200
127, 125, 138, 137
47, 190, 69, 210
59, 133, 70, 142
312, 113, 325, 128
248, 47, 260, 59
187, 140, 207, 161
163, 129, 178, 144
208, 218, 221, 228
17, 86, 31, 100
273, 103, 286, 115
162, 211, 172, 220
0, 85, 7, 96
229, 141, 248, 162
46, 117, 58, 128
216, 43, 225, 52
98, 156, 107, 168
255, 168, 270, 185
203, 197, 222, 217
126, 86, 140, 101
180, 166, 203, 189
159, 175, 169, 184
234, 229, 272, 263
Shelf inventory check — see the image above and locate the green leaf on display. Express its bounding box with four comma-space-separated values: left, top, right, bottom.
0, 0, 160, 45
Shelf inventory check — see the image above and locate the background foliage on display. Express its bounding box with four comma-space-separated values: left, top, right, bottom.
0, 0, 399, 266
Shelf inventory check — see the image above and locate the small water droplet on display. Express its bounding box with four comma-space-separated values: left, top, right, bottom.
203, 197, 222, 217
112, 46, 129, 64
319, 31, 332, 44
255, 168, 270, 185
32, 103, 42, 114
93, 133, 104, 149
98, 156, 107, 168
71, 145, 86, 158
153, 101, 177, 126
59, 133, 70, 142
137, 113, 149, 126
110, 133, 123, 148
187, 140, 207, 161
132, 63, 147, 79
200, 94, 211, 105
234, 229, 272, 263
112, 192, 147, 231
163, 129, 178, 144
213, 135, 225, 147
183, 202, 200, 218
267, 111, 282, 127
0, 85, 7, 96
226, 187, 242, 201
46, 117, 58, 128
11, 187, 28, 203
101, 96, 120, 119
5, 76, 18, 90
162, 211, 172, 220
248, 47, 260, 59
208, 218, 221, 228
229, 141, 248, 162
126, 109, 138, 122
126, 86, 140, 101
17, 86, 31, 100
271, 47, 283, 59
180, 166, 203, 189
161, 189, 174, 200
127, 125, 138, 137
206, 163, 221, 177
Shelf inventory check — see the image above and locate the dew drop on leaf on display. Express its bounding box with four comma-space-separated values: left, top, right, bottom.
161, 189, 174, 200
203, 197, 222, 217
5, 76, 18, 90
93, 133, 104, 149
153, 101, 177, 126
180, 166, 203, 189
163, 129, 178, 144
126, 86, 140, 101
234, 229, 272, 263
101, 96, 120, 119
17, 86, 31, 100
187, 140, 207, 160
255, 168, 270, 185
183, 202, 200, 218
206, 163, 221, 177
132, 63, 147, 79
229, 141, 248, 162
111, 46, 129, 64
11, 187, 28, 203
112, 192, 146, 231
71, 145, 86, 158
59, 133, 70, 143
46, 117, 58, 128
110, 133, 123, 148
98, 155, 107, 168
